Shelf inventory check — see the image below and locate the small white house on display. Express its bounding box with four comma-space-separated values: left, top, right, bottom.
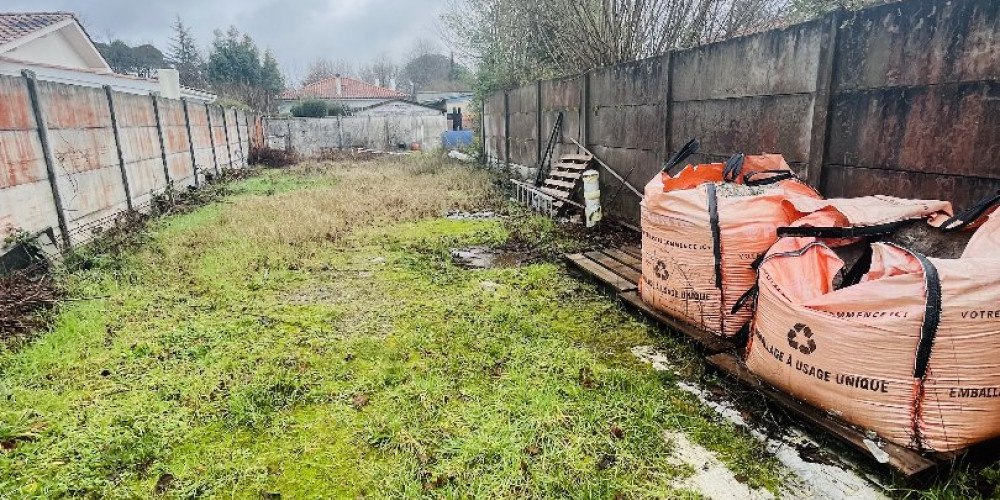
0, 12, 214, 101
355, 99, 444, 118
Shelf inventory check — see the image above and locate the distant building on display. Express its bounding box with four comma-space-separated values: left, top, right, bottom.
354, 99, 444, 118
278, 75, 407, 114
0, 11, 214, 101
416, 90, 474, 131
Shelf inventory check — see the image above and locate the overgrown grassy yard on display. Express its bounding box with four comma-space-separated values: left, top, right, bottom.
1, 156, 789, 498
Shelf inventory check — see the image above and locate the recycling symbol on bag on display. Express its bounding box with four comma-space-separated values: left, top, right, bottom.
787, 323, 817, 355
654, 260, 670, 281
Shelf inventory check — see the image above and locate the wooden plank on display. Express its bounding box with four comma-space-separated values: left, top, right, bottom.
706, 352, 939, 479
541, 187, 572, 198
585, 251, 641, 285
561, 154, 593, 162
618, 291, 731, 354
602, 248, 641, 273
544, 179, 576, 190
621, 245, 641, 259
550, 171, 582, 181
552, 163, 587, 172
565, 254, 637, 292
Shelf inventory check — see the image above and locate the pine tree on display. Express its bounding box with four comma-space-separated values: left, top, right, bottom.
166, 16, 205, 89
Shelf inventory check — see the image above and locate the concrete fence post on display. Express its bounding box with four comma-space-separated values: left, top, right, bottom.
806, 12, 842, 191
581, 71, 590, 150
104, 85, 133, 211
150, 94, 172, 190
219, 105, 233, 171
664, 52, 674, 161
337, 115, 344, 149
204, 103, 220, 176
480, 99, 487, 164
234, 109, 245, 168
536, 80, 543, 166
503, 90, 510, 170
181, 98, 199, 187
21, 70, 70, 249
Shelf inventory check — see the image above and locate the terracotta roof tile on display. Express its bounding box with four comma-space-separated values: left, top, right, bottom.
0, 12, 74, 47
280, 76, 407, 100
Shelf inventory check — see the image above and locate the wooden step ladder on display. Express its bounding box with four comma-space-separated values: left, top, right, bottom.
512, 152, 593, 217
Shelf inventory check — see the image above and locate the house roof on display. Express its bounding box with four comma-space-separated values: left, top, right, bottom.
281, 76, 407, 100
0, 12, 74, 48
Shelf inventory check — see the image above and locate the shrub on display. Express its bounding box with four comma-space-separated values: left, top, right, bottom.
290, 99, 329, 118
326, 103, 351, 116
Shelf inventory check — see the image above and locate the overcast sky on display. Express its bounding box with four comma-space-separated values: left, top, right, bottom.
4, 0, 449, 82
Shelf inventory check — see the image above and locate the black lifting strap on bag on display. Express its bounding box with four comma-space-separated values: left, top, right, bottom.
662, 138, 700, 174
775, 220, 908, 239
912, 251, 942, 381
722, 153, 745, 183
939, 190, 1000, 232
744, 170, 796, 187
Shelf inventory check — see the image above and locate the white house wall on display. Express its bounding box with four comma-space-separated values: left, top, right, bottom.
4, 27, 98, 71
356, 101, 444, 117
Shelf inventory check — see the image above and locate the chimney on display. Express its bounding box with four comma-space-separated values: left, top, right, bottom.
158, 68, 181, 99
389, 78, 396, 91
335, 74, 343, 97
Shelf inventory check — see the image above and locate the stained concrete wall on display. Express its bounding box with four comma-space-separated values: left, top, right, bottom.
482, 0, 1000, 223
266, 115, 448, 157
0, 72, 262, 249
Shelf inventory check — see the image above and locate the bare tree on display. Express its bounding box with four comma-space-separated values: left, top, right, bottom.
358, 53, 398, 86
302, 57, 355, 86
443, 0, 790, 90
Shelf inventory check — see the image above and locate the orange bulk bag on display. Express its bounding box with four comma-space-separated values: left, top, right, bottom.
744, 197, 1000, 452
640, 145, 821, 338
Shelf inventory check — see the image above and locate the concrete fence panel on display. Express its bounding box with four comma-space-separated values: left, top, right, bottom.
185, 102, 214, 181
823, 0, 1000, 207
507, 84, 538, 167
0, 74, 59, 240
588, 55, 670, 221
114, 91, 167, 209
157, 98, 196, 189
37, 81, 128, 245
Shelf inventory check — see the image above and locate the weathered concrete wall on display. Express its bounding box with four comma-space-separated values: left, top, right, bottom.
588, 55, 670, 221
822, 0, 1000, 205
0, 72, 261, 249
483, 93, 505, 165
38, 81, 129, 244
507, 84, 538, 167
540, 75, 584, 168
157, 98, 196, 189
482, 0, 1000, 223
0, 75, 59, 240
114, 92, 167, 209
266, 115, 448, 157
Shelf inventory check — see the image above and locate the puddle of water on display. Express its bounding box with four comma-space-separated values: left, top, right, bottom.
665, 430, 775, 500
632, 346, 889, 500
451, 247, 534, 269
445, 210, 498, 221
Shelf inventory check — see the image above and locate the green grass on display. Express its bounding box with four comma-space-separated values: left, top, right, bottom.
0, 157, 784, 498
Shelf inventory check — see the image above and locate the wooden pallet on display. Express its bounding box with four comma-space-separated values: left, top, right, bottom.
563, 246, 732, 354
706, 352, 939, 479
563, 245, 1000, 481
542, 153, 592, 213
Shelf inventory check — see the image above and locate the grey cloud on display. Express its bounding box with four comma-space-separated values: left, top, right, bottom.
3, 0, 446, 82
